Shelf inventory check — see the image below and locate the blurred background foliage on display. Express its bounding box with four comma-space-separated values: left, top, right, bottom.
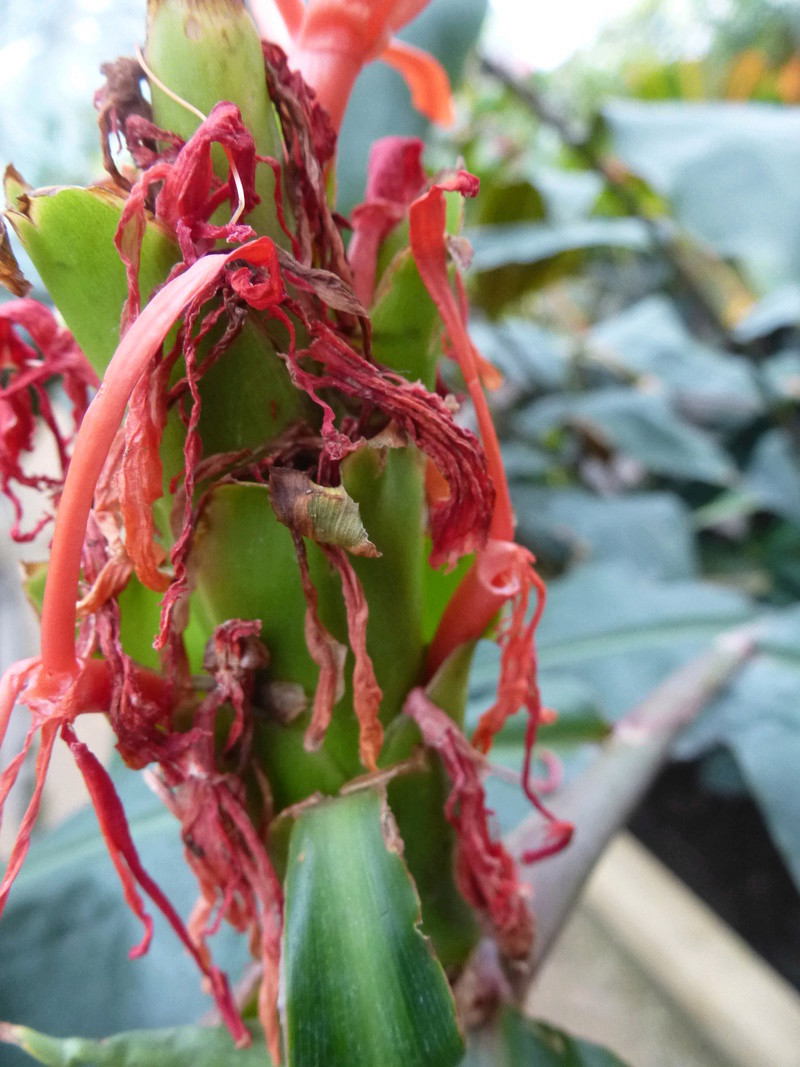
2, 0, 800, 1047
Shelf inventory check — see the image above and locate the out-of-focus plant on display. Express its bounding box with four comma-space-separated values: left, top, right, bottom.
445, 9, 800, 941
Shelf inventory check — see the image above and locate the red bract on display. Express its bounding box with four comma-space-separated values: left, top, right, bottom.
349, 136, 427, 306
408, 169, 573, 858
251, 0, 454, 131
0, 299, 97, 541
116, 102, 262, 329
403, 687, 535, 959
0, 34, 570, 1056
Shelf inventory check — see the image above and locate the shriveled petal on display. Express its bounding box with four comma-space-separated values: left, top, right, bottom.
404, 687, 535, 959
323, 547, 383, 770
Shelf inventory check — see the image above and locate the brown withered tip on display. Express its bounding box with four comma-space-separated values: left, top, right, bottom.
0, 215, 31, 298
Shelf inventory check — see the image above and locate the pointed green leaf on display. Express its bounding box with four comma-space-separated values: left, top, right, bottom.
4, 182, 178, 375
462, 1007, 630, 1066
0, 1022, 271, 1067
283, 789, 464, 1067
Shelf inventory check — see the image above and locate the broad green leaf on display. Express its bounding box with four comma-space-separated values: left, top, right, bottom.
462, 1007, 630, 1066
510, 487, 698, 580
605, 101, 800, 289
588, 295, 761, 429
0, 1022, 269, 1067
676, 605, 800, 891
283, 789, 463, 1067
537, 562, 752, 681
514, 387, 736, 485
467, 217, 651, 273
0, 774, 249, 1065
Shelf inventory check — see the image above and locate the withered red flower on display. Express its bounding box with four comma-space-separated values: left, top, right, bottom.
0, 299, 98, 542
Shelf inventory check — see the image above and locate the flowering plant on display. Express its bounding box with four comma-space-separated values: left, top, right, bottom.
0, 2, 752, 1065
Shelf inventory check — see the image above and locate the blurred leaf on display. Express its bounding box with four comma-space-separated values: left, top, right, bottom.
514, 387, 736, 484
588, 295, 762, 428
467, 217, 651, 272
465, 561, 752, 830
605, 101, 800, 289
510, 487, 699, 580
283, 789, 463, 1067
475, 178, 546, 226
526, 167, 604, 225
758, 348, 800, 405
0, 1022, 269, 1066
463, 1007, 630, 1066
469, 317, 568, 392
733, 283, 800, 343
677, 606, 800, 890
745, 428, 800, 524
0, 774, 249, 1067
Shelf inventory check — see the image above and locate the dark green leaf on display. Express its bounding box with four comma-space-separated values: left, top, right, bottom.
462, 1007, 630, 1066
514, 387, 736, 485
745, 429, 800, 525
467, 217, 651, 273
283, 789, 463, 1067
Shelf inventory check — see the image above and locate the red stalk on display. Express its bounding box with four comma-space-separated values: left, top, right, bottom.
39, 248, 266, 681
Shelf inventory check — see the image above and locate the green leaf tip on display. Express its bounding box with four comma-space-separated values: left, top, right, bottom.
284, 788, 464, 1067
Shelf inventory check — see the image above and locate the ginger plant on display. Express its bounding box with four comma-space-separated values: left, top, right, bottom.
0, 2, 604, 1064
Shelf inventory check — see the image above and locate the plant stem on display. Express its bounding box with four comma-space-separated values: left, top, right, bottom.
505, 624, 757, 998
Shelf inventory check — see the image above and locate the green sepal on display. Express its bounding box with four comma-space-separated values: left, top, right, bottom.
283, 788, 464, 1067
371, 248, 440, 388
0, 1021, 273, 1066
189, 482, 360, 805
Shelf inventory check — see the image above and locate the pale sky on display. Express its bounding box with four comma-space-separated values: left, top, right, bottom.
485, 0, 642, 70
